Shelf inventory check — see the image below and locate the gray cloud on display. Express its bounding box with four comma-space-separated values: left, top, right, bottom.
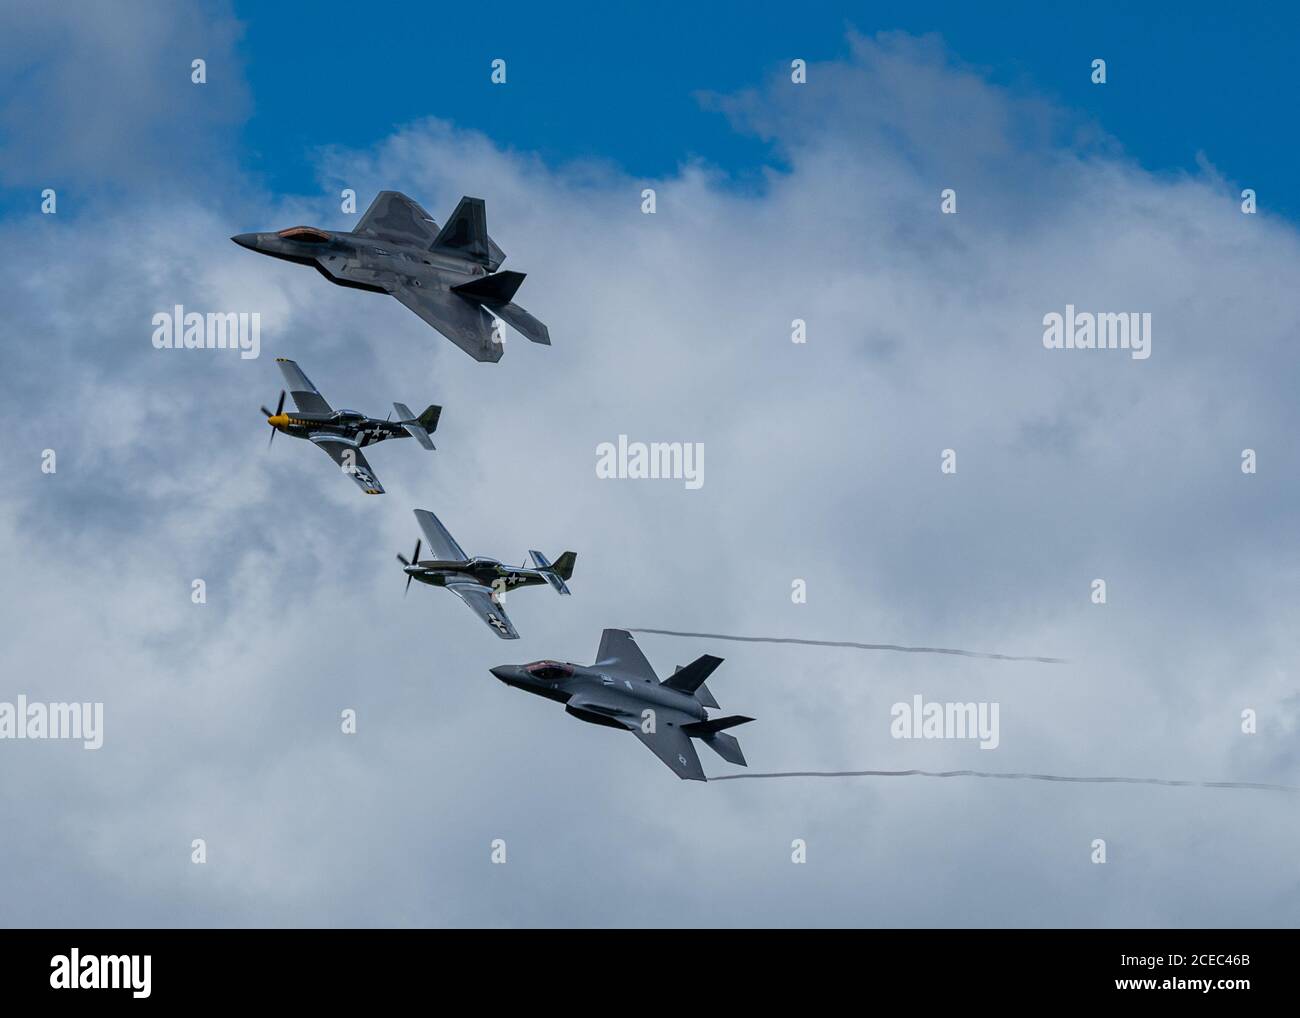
0, 0, 248, 192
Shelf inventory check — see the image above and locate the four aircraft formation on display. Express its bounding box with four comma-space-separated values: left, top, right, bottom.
235, 190, 752, 780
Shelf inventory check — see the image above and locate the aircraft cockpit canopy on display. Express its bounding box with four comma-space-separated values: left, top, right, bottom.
525, 661, 574, 681
276, 226, 331, 243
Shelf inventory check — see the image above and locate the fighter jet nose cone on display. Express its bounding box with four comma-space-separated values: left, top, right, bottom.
489, 666, 511, 682
231, 233, 259, 250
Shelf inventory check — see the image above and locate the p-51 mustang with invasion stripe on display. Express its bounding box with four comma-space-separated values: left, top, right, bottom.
233, 191, 551, 362
398, 508, 575, 639
263, 357, 439, 495
490, 629, 753, 781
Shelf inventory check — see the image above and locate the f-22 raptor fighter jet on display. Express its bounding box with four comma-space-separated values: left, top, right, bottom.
263, 358, 439, 495
232, 191, 550, 363
490, 629, 754, 781
398, 508, 575, 639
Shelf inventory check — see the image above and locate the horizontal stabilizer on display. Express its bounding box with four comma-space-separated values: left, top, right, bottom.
451, 270, 526, 306
701, 731, 747, 767
528, 550, 572, 595
393, 401, 436, 450
681, 715, 754, 737
662, 654, 723, 695
493, 302, 551, 346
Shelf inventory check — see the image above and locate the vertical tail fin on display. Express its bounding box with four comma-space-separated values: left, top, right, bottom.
450, 271, 525, 306
416, 404, 442, 433
550, 550, 576, 581
673, 667, 720, 708
662, 654, 723, 695
528, 550, 574, 595
431, 196, 492, 265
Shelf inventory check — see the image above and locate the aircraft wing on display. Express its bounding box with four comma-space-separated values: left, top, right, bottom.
275, 358, 332, 414
353, 191, 441, 247
633, 721, 707, 781
594, 629, 658, 682
445, 581, 518, 639
412, 509, 468, 563
392, 285, 503, 363
309, 437, 383, 494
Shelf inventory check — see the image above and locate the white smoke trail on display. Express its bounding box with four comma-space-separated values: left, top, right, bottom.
628, 628, 1067, 664
707, 769, 1299, 793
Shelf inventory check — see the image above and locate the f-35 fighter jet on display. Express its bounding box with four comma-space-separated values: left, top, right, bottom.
490, 629, 754, 781
263, 357, 439, 495
398, 508, 575, 639
232, 191, 550, 362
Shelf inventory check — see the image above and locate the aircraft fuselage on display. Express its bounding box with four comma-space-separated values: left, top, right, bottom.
231, 229, 483, 296
404, 560, 549, 592
490, 662, 709, 723
265, 409, 410, 447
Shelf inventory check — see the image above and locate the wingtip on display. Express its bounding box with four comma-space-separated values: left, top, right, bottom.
469, 344, 506, 363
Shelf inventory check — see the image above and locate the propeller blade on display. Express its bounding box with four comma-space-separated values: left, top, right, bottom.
265, 390, 286, 449
397, 538, 423, 592
400, 538, 422, 595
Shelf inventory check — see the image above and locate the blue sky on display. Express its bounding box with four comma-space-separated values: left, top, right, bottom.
233, 1, 1299, 216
